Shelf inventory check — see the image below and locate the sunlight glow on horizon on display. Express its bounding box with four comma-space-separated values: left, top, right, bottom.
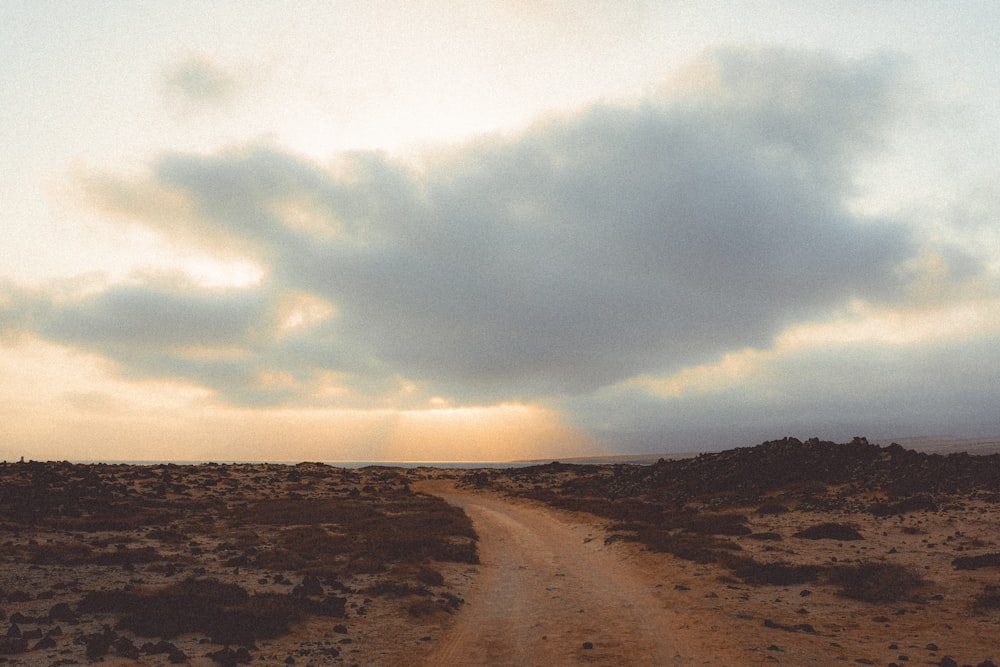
0, 338, 592, 463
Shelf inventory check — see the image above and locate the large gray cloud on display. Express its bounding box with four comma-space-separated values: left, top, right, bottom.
6, 47, 966, 410
563, 336, 1000, 453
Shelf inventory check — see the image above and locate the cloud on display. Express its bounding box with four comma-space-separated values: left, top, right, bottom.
13, 47, 991, 424
161, 54, 238, 112
562, 332, 1000, 453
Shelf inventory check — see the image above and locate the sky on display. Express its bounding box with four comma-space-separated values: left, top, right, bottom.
2, 1, 999, 462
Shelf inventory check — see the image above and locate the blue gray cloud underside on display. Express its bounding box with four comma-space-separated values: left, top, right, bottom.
0, 48, 985, 416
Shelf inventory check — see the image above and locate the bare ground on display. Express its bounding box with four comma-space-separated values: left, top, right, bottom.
417, 480, 742, 666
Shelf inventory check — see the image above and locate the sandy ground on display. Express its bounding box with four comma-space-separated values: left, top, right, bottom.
417, 480, 741, 666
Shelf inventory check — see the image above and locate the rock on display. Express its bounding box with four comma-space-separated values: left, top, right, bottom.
927, 644, 940, 651
582, 641, 594, 649
33, 635, 56, 650
938, 658, 958, 667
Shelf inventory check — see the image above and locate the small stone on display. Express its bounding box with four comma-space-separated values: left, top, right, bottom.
582, 642, 594, 650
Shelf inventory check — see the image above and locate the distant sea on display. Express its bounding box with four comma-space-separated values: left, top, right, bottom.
62, 460, 533, 469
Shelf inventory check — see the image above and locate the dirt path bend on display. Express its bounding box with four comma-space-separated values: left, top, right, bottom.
417, 481, 721, 667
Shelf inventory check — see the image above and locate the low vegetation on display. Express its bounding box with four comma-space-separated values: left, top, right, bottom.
0, 460, 478, 663
469, 437, 1000, 611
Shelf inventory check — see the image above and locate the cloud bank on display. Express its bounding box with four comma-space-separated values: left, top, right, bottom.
3, 47, 996, 451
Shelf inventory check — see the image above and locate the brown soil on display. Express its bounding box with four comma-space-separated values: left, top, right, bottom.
3, 439, 1000, 666
417, 480, 740, 666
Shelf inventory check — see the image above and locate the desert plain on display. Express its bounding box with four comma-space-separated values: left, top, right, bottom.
1, 437, 999, 666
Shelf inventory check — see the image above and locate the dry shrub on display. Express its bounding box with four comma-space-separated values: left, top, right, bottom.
27, 542, 94, 565
746, 532, 783, 541
793, 523, 863, 541
756, 503, 789, 515
232, 492, 478, 574
416, 566, 445, 587
952, 552, 1000, 570
234, 498, 378, 527
681, 513, 752, 536
255, 547, 309, 572
729, 559, 821, 586
93, 546, 163, 566
623, 529, 741, 564
78, 578, 300, 645
146, 528, 188, 544
869, 494, 937, 517
972, 588, 1000, 614
364, 580, 432, 598
827, 562, 928, 603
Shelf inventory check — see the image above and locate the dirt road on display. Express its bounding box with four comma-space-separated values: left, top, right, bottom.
417, 482, 725, 666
